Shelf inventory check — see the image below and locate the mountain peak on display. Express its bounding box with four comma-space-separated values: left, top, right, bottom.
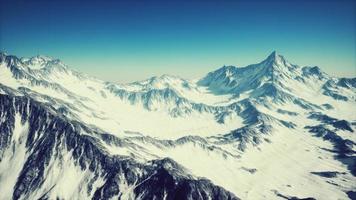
269, 50, 277, 57
0, 51, 8, 57
221, 65, 237, 71
21, 55, 66, 70
128, 74, 187, 91
144, 74, 182, 84
265, 51, 283, 62
260, 51, 295, 71
33, 54, 53, 61
157, 74, 180, 80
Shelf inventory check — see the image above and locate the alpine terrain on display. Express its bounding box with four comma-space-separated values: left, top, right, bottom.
0, 51, 355, 200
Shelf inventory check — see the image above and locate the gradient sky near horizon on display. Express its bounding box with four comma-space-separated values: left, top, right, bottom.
1, 0, 355, 82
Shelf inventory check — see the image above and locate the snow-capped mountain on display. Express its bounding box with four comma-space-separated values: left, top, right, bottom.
0, 51, 355, 200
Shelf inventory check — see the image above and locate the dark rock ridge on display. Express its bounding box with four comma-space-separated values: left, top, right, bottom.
308, 112, 354, 132
310, 171, 346, 178
304, 125, 356, 176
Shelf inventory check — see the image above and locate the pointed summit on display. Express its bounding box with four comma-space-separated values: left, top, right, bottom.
265, 51, 281, 62
269, 50, 277, 57
261, 51, 292, 68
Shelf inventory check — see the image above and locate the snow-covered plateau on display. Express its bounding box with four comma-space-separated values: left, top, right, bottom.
0, 51, 355, 200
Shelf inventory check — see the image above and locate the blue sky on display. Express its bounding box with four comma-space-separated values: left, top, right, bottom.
1, 0, 355, 82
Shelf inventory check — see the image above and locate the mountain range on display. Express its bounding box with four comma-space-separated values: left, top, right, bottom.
0, 51, 355, 200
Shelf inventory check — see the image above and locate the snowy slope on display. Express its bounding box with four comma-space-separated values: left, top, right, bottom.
0, 51, 355, 200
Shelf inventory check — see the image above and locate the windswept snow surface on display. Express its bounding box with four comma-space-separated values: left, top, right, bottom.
0, 51, 355, 199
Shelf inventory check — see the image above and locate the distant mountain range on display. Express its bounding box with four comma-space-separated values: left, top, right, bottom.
0, 51, 355, 200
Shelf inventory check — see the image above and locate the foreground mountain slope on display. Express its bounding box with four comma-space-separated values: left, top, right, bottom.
0, 51, 355, 199
0, 92, 238, 200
